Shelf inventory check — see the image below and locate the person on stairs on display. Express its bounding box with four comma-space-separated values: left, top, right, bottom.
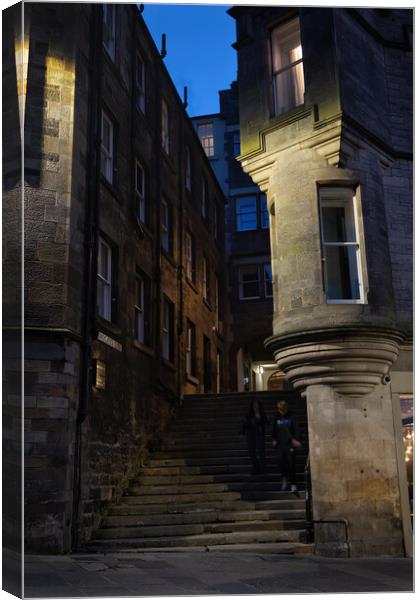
271, 400, 302, 494
242, 398, 267, 475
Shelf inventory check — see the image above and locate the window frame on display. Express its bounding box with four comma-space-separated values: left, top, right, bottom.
263, 262, 273, 298
103, 4, 116, 61
271, 16, 305, 116
197, 122, 215, 158
202, 255, 210, 302
135, 159, 146, 224
161, 98, 170, 155
236, 195, 258, 231
134, 270, 151, 346
135, 53, 146, 113
100, 110, 114, 185
161, 199, 172, 255
186, 232, 196, 283
238, 264, 261, 300
97, 237, 113, 321
318, 186, 365, 304
186, 320, 196, 377
201, 178, 209, 221
162, 297, 174, 362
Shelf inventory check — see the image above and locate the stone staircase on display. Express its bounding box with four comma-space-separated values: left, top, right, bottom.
87, 391, 312, 553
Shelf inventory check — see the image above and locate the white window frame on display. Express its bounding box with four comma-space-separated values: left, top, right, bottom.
271, 17, 305, 116
319, 187, 365, 304
185, 146, 191, 191
97, 237, 112, 321
135, 53, 145, 113
161, 99, 169, 154
239, 265, 261, 300
100, 110, 114, 184
161, 200, 170, 253
103, 4, 116, 61
135, 160, 145, 223
264, 263, 273, 297
198, 122, 214, 158
134, 274, 145, 343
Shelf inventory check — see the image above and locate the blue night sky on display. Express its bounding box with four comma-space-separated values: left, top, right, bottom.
142, 3, 237, 117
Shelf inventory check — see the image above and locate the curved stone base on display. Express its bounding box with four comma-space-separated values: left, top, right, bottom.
266, 327, 405, 396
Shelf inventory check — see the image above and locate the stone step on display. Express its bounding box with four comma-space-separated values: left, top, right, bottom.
154, 448, 308, 459
122, 491, 243, 505
87, 528, 307, 550
136, 473, 300, 485
94, 518, 306, 540
140, 465, 306, 477
102, 508, 306, 528
129, 481, 303, 496
145, 457, 307, 469
109, 497, 304, 516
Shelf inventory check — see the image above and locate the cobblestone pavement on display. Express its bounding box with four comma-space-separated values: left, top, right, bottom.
19, 551, 414, 597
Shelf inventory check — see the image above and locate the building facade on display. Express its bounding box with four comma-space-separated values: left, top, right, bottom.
229, 7, 413, 557
3, 2, 227, 552
192, 84, 285, 393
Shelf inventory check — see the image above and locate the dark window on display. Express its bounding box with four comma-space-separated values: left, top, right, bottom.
100, 110, 115, 184
186, 232, 196, 282
103, 4, 116, 60
186, 320, 196, 376
135, 53, 145, 113
134, 270, 151, 345
161, 199, 173, 254
162, 297, 174, 362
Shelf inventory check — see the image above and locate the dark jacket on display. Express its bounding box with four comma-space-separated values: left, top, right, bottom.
272, 412, 300, 447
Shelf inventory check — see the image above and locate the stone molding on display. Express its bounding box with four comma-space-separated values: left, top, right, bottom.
266, 327, 405, 396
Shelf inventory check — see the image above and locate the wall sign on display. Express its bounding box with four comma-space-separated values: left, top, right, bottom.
97, 331, 122, 352
95, 360, 106, 390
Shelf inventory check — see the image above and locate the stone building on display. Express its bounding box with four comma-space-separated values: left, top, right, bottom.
228, 6, 413, 556
192, 83, 285, 393
3, 2, 227, 553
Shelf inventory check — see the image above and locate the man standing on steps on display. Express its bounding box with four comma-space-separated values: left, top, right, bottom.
272, 400, 302, 494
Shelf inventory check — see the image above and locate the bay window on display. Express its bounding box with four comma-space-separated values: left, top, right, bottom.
319, 187, 364, 303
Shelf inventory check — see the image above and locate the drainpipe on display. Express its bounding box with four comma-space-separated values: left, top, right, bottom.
71, 3, 102, 550
177, 108, 185, 404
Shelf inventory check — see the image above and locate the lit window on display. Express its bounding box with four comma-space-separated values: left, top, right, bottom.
239, 265, 260, 299
97, 238, 112, 321
203, 256, 210, 301
264, 263, 273, 297
161, 200, 172, 254
260, 195, 269, 229
271, 17, 305, 115
319, 187, 364, 302
198, 123, 214, 158
185, 147, 191, 191
100, 111, 114, 184
161, 99, 169, 154
162, 298, 174, 361
233, 132, 240, 156
186, 233, 196, 282
236, 196, 257, 231
135, 54, 145, 113
186, 320, 196, 376
103, 4, 116, 60
135, 160, 146, 223
134, 272, 150, 345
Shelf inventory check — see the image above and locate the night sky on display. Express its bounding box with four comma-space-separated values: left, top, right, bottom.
142, 3, 237, 117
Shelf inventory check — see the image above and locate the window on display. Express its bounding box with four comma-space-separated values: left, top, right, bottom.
201, 179, 208, 221
97, 237, 112, 320
134, 271, 151, 345
260, 194, 269, 229
186, 233, 196, 282
197, 123, 214, 158
161, 200, 172, 254
239, 265, 260, 299
135, 160, 146, 223
271, 17, 305, 115
236, 196, 257, 231
103, 4, 116, 60
264, 263, 273, 297
100, 110, 114, 184
186, 320, 196, 376
161, 99, 169, 154
203, 256, 210, 301
319, 187, 363, 302
162, 298, 174, 362
135, 54, 145, 113
233, 132, 240, 157
185, 147, 191, 191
